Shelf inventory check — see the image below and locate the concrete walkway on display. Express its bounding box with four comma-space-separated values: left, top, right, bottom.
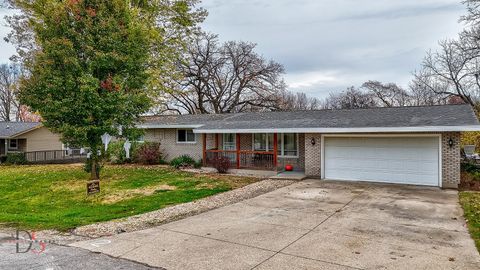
71, 180, 480, 270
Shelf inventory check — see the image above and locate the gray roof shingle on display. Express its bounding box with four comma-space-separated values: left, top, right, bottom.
141, 104, 480, 132
0, 122, 42, 138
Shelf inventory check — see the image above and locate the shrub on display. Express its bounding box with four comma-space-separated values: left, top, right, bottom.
0, 155, 7, 164
170, 155, 196, 169
194, 159, 203, 169
106, 140, 141, 164
133, 142, 162, 165
213, 156, 230, 174
5, 153, 28, 165
462, 161, 480, 174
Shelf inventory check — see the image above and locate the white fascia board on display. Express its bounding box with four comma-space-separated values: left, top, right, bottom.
194, 125, 480, 134
137, 124, 204, 129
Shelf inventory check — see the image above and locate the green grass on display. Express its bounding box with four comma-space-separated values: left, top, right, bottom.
0, 164, 258, 231
460, 191, 480, 252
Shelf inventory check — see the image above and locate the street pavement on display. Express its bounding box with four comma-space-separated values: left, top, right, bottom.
0, 232, 161, 270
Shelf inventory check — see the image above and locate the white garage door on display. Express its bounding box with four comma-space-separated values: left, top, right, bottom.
324, 137, 440, 186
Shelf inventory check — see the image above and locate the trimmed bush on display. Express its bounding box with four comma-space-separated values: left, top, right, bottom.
133, 142, 162, 165
212, 156, 230, 174
5, 153, 27, 165
170, 155, 196, 169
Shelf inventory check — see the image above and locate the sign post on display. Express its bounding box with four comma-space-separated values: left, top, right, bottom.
87, 180, 100, 195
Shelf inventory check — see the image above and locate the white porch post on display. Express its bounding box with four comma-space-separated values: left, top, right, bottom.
4, 139, 8, 155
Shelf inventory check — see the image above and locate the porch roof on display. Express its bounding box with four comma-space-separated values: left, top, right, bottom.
140, 104, 480, 133
0, 122, 42, 138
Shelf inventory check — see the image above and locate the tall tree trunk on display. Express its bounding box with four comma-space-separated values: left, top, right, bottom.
90, 159, 99, 180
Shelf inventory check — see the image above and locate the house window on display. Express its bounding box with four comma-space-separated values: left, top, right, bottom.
177, 129, 196, 143
223, 133, 236, 150
252, 133, 298, 157
136, 135, 145, 142
9, 139, 18, 149
282, 133, 298, 157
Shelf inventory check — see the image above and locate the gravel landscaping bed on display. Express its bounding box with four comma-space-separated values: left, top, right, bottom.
11, 179, 294, 245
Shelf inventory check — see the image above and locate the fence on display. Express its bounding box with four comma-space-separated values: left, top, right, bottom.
205, 150, 275, 170
24, 150, 87, 164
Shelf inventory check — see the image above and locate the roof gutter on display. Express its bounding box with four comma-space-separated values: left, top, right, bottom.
194, 125, 480, 134
137, 124, 204, 129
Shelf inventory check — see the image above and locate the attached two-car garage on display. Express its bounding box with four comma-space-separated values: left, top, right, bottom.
323, 136, 441, 187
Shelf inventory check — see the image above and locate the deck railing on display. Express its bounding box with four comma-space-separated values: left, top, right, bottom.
24, 150, 87, 163
205, 149, 275, 170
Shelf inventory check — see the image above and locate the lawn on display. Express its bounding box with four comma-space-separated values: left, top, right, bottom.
460, 191, 480, 251
0, 164, 258, 231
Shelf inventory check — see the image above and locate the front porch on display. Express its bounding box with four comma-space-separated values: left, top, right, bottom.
0, 138, 27, 156
201, 133, 305, 172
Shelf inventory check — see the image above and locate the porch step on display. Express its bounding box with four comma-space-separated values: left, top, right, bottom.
270, 171, 307, 181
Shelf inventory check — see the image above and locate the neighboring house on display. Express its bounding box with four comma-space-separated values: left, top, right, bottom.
0, 122, 63, 157
139, 104, 480, 188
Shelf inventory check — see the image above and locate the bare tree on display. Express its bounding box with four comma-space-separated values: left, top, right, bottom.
408, 75, 451, 106
361, 80, 411, 107
322, 87, 377, 109
273, 89, 322, 111
412, 0, 480, 110
162, 33, 285, 114
0, 63, 22, 121
414, 39, 479, 109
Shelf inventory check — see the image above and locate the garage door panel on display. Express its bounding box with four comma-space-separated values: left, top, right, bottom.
324, 137, 439, 186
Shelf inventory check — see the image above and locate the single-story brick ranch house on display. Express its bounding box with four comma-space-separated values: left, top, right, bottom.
0, 121, 63, 157
139, 104, 480, 189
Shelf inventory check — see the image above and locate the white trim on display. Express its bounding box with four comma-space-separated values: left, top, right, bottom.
138, 124, 203, 129
9, 124, 43, 138
439, 134, 443, 188
194, 125, 480, 134
320, 135, 325, 179
176, 129, 197, 144
321, 134, 442, 187
321, 134, 444, 138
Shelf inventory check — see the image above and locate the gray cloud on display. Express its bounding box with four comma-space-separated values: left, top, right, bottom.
200, 0, 465, 98
0, 1, 466, 99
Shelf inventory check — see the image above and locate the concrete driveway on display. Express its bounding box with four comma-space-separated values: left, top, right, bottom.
71, 180, 480, 270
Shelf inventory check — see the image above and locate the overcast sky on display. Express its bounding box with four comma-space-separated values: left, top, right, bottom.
0, 0, 466, 98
